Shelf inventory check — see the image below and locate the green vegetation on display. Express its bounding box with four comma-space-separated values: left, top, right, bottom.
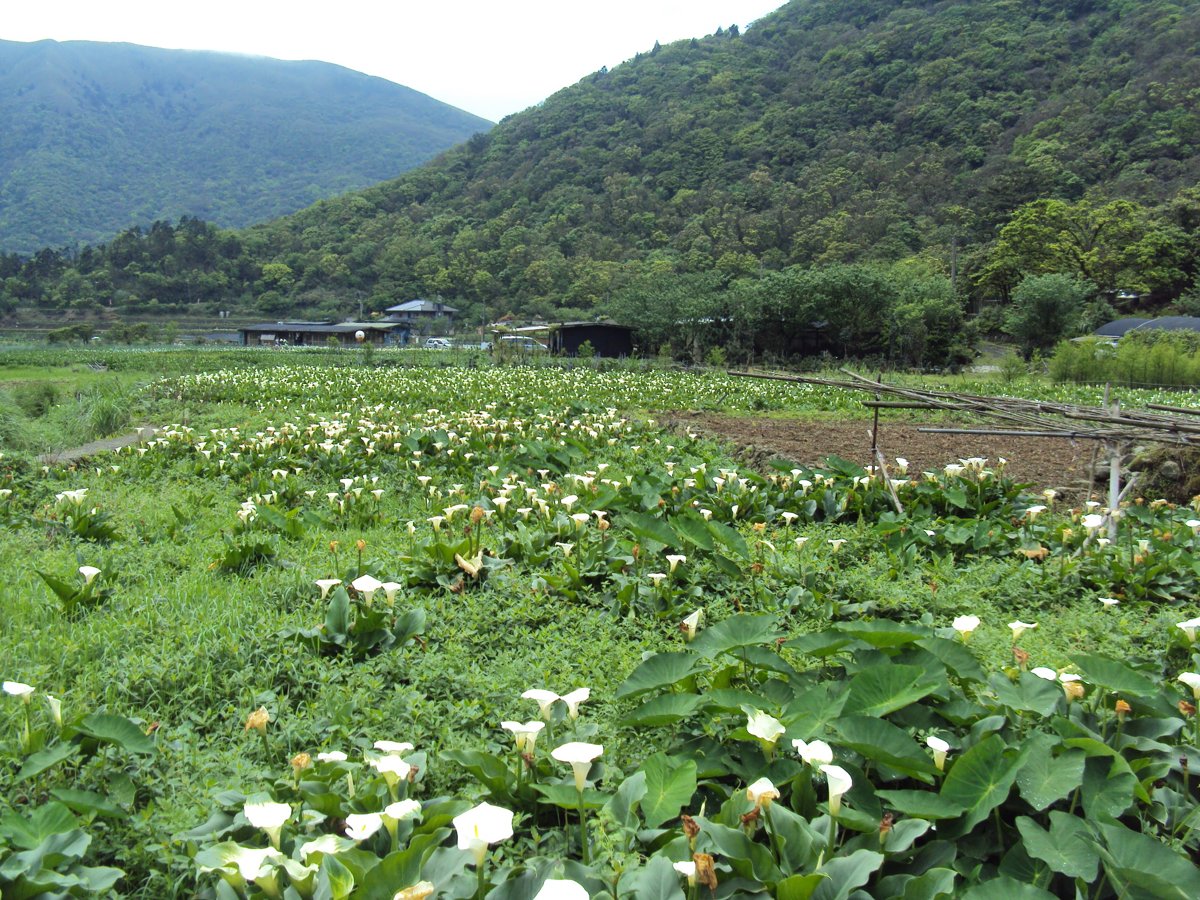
0, 39, 491, 253
2, 350, 1200, 896
5, 0, 1200, 364
1051, 329, 1200, 387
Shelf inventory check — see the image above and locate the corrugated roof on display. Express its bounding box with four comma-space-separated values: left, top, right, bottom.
239, 322, 406, 333
385, 299, 460, 314
1094, 318, 1150, 337
1095, 317, 1200, 337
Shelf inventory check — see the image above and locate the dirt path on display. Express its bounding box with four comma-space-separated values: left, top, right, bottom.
669, 413, 1101, 501
38, 426, 158, 466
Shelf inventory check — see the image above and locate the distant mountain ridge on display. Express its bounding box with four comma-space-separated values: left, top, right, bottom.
0, 39, 492, 252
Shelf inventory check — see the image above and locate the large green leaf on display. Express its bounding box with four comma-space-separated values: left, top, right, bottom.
323, 588, 351, 638
623, 512, 682, 550
899, 868, 957, 899
628, 855, 686, 900
616, 652, 705, 699
440, 749, 512, 799
0, 802, 78, 848
834, 621, 932, 648
690, 613, 782, 659
914, 637, 987, 683
77, 713, 156, 754
843, 664, 943, 718
1098, 821, 1200, 899
606, 770, 648, 830
830, 715, 938, 777
620, 693, 706, 727
14, 742, 79, 782
1081, 756, 1136, 821
706, 520, 749, 558
671, 514, 715, 551
640, 753, 697, 828
1016, 738, 1085, 811
1016, 813, 1098, 881
777, 874, 828, 900
960, 877, 1057, 899
1069, 653, 1159, 698
939, 734, 1023, 832
874, 790, 967, 821
49, 788, 125, 819
811, 849, 885, 900
783, 683, 847, 737
988, 672, 1062, 717
315, 853, 356, 900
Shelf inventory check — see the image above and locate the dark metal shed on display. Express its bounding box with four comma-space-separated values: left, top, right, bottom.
549, 322, 635, 357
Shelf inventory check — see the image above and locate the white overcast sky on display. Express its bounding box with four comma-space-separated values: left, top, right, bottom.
2, 1, 785, 121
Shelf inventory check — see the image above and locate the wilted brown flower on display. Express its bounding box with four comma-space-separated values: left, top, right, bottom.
392, 882, 435, 900
879, 811, 894, 842
1018, 546, 1049, 561
1013, 647, 1030, 667
470, 505, 485, 524
329, 540, 340, 552
244, 706, 270, 734
740, 807, 760, 829
291, 752, 312, 773
356, 539, 367, 552
681, 814, 700, 842
1063, 681, 1086, 702
693, 853, 718, 892
1115, 699, 1132, 719
1180, 699, 1196, 717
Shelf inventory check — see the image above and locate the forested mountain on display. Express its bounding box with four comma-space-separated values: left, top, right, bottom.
0, 39, 491, 252
5, 0, 1200, 365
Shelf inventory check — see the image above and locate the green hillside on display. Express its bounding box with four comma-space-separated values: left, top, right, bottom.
0, 39, 492, 252
4, 0, 1200, 364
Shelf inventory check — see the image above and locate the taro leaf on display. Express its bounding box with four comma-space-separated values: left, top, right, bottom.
640, 753, 697, 828
834, 621, 932, 648
689, 613, 782, 659
1016, 737, 1085, 812
785, 630, 854, 658
440, 750, 512, 799
812, 849, 885, 900
696, 818, 783, 884
623, 512, 682, 550
324, 588, 351, 639
1097, 820, 1200, 899
939, 734, 1023, 832
15, 742, 79, 781
765, 803, 819, 872
629, 854, 686, 900
1069, 653, 1159, 699
783, 683, 848, 737
710, 554, 743, 577
0, 801, 77, 848
830, 715, 938, 777
914, 637, 987, 683
49, 788, 124, 818
77, 713, 156, 754
960, 876, 1057, 899
358, 833, 447, 900
882, 819, 931, 855
874, 790, 967, 821
843, 664, 943, 718
530, 784, 607, 810
899, 868, 957, 899
621, 693, 706, 727
777, 874, 828, 900
1016, 813, 1099, 881
671, 514, 715, 551
606, 770, 648, 830
988, 672, 1062, 717
740, 645, 798, 676
616, 652, 705, 699
315, 853, 356, 900
1081, 756, 1136, 821
706, 520, 749, 558
485, 871, 543, 900
393, 608, 427, 645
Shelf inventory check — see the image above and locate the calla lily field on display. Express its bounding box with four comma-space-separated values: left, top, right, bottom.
4, 348, 1200, 898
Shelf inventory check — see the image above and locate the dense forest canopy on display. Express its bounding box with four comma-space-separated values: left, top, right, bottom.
4, 0, 1200, 364
0, 39, 492, 253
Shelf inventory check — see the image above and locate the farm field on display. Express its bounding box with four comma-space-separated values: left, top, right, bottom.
3, 348, 1200, 898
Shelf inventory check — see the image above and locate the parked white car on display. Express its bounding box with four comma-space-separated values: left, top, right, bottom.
424, 337, 452, 349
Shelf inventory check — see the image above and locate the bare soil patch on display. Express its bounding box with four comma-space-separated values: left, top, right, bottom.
669, 413, 1100, 500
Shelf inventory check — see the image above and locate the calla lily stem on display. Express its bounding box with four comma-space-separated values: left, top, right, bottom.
578, 788, 590, 864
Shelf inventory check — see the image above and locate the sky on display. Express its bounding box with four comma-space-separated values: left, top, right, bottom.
2, 0, 785, 121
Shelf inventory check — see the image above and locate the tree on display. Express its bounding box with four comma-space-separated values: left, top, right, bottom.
1004, 273, 1093, 358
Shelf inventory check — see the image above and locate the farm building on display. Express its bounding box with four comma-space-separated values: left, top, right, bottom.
384, 299, 460, 326
238, 321, 411, 347
549, 322, 635, 357
1094, 317, 1200, 341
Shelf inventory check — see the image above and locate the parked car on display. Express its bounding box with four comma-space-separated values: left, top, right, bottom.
424, 337, 452, 349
